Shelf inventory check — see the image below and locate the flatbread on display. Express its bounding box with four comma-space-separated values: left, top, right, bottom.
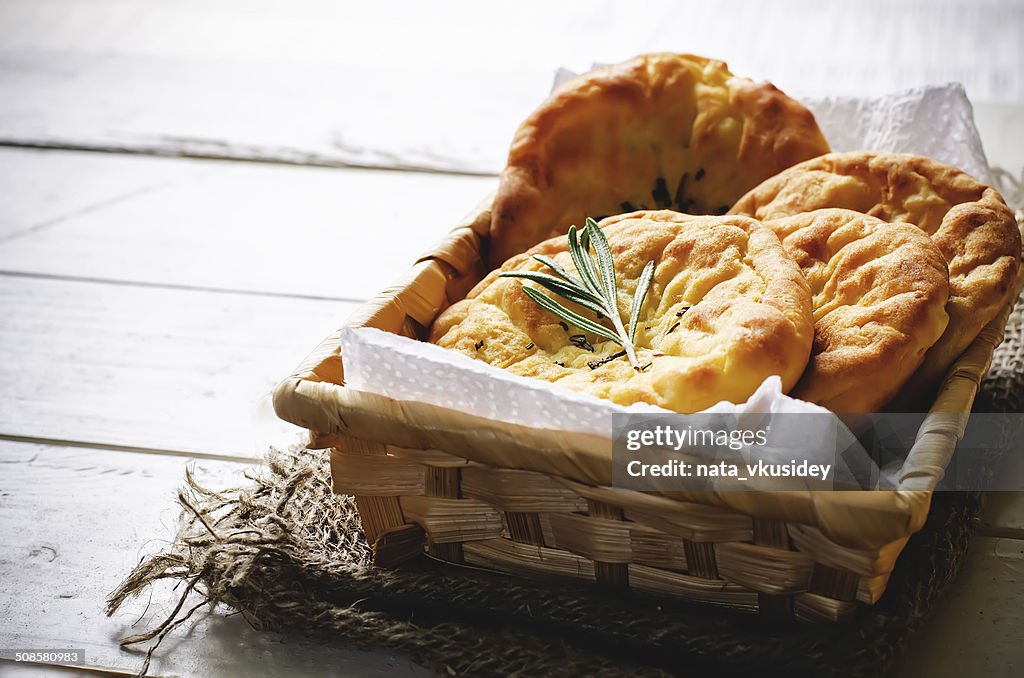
768, 209, 950, 412
488, 53, 831, 267
730, 151, 1021, 403
431, 211, 813, 413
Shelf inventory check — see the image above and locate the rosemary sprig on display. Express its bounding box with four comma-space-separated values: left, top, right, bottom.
499, 217, 655, 371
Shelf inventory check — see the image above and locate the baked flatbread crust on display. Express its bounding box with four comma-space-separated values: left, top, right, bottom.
731, 151, 1021, 403
768, 209, 950, 412
431, 211, 813, 413
488, 53, 830, 267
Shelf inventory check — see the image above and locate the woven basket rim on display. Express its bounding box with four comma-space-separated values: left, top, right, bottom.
273, 196, 1023, 550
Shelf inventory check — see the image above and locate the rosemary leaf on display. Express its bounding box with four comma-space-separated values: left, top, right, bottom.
585, 217, 640, 369
500, 271, 608, 317
585, 217, 619, 304
499, 270, 589, 299
569, 225, 605, 300
629, 260, 655, 343
588, 349, 627, 370
520, 286, 621, 344
531, 255, 575, 283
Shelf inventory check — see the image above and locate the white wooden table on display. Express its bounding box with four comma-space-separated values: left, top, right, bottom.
1, 1, 1022, 676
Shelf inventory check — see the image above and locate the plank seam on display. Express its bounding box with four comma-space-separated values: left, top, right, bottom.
0, 270, 368, 303
0, 657, 162, 677
0, 138, 500, 178
0, 433, 261, 464
975, 523, 1024, 540
0, 183, 168, 246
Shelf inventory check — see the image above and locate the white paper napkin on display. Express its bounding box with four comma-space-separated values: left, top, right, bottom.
802, 83, 992, 184
341, 327, 833, 437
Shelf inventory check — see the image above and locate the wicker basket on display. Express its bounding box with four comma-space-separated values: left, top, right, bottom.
274, 196, 1022, 623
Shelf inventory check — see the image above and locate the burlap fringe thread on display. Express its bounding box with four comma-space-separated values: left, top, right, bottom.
104, 443, 989, 678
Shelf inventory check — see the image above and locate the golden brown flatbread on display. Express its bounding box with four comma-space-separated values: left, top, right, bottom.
488, 53, 831, 268
430, 211, 813, 413
730, 151, 1021, 403
767, 209, 950, 412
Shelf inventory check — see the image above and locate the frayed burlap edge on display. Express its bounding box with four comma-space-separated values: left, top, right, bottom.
106, 448, 678, 678
106, 442, 990, 678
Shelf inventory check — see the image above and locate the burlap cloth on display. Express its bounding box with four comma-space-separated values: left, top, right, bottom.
108, 174, 1024, 678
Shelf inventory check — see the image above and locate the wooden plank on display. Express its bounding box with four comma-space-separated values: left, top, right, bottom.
2, 664, 135, 677
899, 536, 1024, 676
0, 275, 358, 458
0, 148, 495, 300
978, 433, 1024, 537
0, 0, 547, 175
981, 492, 1024, 537
979, 449, 1024, 537
0, 1, 1021, 174
0, 440, 426, 676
